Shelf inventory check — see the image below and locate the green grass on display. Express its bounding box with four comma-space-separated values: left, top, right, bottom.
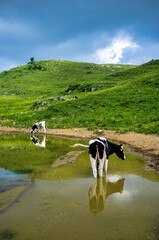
0, 59, 159, 134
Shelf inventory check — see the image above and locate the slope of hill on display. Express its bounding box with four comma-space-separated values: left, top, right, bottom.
0, 59, 158, 134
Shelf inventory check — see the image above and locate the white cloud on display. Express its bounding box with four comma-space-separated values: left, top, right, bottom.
92, 35, 139, 64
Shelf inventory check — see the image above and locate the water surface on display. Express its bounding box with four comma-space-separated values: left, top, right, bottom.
0, 133, 159, 240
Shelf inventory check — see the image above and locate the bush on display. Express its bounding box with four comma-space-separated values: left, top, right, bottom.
27, 62, 43, 71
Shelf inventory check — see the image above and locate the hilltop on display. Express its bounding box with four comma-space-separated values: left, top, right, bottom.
0, 59, 159, 134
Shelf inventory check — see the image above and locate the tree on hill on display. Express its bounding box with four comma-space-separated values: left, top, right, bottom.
30, 57, 34, 64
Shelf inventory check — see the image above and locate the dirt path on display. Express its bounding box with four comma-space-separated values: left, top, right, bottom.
0, 126, 159, 173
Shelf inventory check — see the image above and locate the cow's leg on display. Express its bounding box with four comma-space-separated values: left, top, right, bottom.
98, 158, 105, 177
90, 155, 97, 178
105, 159, 109, 172
41, 121, 46, 133
32, 129, 36, 135
43, 122, 46, 133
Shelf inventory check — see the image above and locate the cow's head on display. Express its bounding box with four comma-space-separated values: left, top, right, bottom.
115, 145, 126, 160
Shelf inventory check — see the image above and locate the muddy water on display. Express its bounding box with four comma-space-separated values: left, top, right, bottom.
0, 133, 159, 240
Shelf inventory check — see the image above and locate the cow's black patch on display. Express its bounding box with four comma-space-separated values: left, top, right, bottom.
32, 124, 38, 131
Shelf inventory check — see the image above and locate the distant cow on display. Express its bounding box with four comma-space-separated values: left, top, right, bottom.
30, 121, 46, 135
73, 137, 126, 178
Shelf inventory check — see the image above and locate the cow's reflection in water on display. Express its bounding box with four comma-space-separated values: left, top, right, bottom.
30, 135, 46, 147
88, 176, 125, 214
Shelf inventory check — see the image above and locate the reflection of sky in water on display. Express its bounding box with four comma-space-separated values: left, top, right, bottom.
106, 174, 159, 213
0, 168, 31, 192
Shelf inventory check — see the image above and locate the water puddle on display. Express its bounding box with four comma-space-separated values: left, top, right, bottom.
0, 133, 159, 240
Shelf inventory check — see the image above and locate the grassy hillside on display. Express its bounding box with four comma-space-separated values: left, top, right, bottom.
0, 59, 159, 134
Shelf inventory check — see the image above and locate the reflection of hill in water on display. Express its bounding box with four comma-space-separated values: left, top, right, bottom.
88, 177, 125, 214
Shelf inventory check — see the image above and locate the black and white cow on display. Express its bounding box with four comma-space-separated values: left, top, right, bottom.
73, 137, 126, 178
30, 121, 46, 135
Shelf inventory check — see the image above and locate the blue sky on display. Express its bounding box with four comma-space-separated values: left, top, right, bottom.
0, 0, 159, 72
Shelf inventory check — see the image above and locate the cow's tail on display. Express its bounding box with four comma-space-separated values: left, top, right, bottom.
72, 143, 89, 148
